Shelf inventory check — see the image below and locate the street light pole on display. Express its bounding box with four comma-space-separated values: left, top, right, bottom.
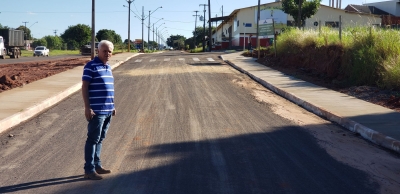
91, 0, 95, 59
193, 11, 199, 49
28, 21, 38, 41
148, 10, 151, 50
208, 0, 212, 52
147, 6, 162, 50
141, 6, 144, 52
199, 4, 208, 52
127, 0, 133, 52
152, 18, 163, 49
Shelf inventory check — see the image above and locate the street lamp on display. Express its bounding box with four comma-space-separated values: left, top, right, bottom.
28, 21, 38, 40
159, 29, 167, 49
147, 6, 162, 50
152, 18, 163, 47
126, 0, 134, 52
156, 23, 165, 48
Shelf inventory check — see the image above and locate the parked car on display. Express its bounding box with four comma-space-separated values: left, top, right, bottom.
33, 46, 49, 57
80, 42, 99, 55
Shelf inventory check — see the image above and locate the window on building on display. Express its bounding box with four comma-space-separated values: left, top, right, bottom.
325, 21, 339, 28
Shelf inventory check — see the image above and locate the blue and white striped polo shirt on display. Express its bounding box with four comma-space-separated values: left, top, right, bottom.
82, 57, 114, 115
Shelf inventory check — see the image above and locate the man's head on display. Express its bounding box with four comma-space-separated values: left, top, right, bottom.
97, 40, 114, 64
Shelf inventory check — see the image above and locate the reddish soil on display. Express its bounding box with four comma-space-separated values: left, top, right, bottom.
244, 49, 400, 113
0, 58, 89, 93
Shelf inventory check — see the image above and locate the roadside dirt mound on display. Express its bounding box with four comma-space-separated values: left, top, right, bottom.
0, 58, 89, 93
253, 45, 400, 112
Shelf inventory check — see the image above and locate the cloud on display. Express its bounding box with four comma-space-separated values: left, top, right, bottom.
27, 11, 37, 15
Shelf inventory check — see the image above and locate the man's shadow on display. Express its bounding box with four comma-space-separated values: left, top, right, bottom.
0, 175, 85, 193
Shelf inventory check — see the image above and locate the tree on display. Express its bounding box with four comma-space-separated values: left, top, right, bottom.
192, 26, 215, 48
148, 41, 158, 50
166, 35, 186, 49
281, 0, 321, 28
31, 38, 47, 48
16, 25, 32, 40
43, 35, 63, 50
60, 24, 91, 50
0, 24, 9, 29
96, 29, 122, 44
185, 37, 194, 49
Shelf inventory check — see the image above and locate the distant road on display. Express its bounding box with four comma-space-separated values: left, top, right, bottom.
0, 55, 87, 65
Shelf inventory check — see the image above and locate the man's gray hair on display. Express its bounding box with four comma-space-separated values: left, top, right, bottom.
98, 40, 114, 51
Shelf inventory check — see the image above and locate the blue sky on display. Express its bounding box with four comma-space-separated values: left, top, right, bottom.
0, 0, 382, 42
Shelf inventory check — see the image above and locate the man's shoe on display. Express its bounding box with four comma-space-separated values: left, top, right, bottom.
95, 167, 111, 174
84, 172, 103, 180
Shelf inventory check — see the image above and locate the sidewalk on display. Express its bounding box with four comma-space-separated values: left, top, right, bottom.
221, 52, 400, 154
0, 53, 140, 134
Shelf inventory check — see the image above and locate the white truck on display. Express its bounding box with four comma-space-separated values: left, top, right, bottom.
33, 46, 49, 57
0, 29, 24, 59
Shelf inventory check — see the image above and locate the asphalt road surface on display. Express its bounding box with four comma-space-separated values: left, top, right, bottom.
0, 55, 86, 65
0, 51, 399, 194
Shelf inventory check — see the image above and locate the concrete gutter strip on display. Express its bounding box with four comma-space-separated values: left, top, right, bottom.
0, 83, 81, 134
223, 58, 400, 154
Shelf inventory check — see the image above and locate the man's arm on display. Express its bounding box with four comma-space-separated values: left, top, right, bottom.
82, 81, 95, 120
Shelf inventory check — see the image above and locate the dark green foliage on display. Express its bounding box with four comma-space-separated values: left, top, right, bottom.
96, 29, 122, 44
31, 38, 48, 48
43, 35, 63, 50
60, 24, 91, 50
16, 25, 32, 40
281, 0, 321, 27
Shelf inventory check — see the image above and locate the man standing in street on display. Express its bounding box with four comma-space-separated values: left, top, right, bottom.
81, 40, 116, 180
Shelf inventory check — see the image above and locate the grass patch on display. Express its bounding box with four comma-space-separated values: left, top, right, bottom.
272, 26, 400, 90
190, 47, 204, 53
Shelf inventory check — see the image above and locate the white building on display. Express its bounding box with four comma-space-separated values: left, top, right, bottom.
364, 0, 400, 16
212, 1, 381, 50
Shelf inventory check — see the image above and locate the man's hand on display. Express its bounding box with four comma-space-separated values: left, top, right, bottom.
112, 109, 116, 116
85, 108, 95, 121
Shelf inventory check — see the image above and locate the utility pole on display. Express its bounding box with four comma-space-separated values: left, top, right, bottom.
127, 0, 133, 52
298, 0, 302, 28
221, 5, 224, 41
256, 0, 260, 59
208, 0, 211, 52
193, 11, 199, 49
141, 6, 144, 52
91, 0, 95, 59
148, 10, 151, 50
153, 24, 155, 47
22, 21, 29, 41
199, 4, 207, 52
53, 30, 58, 36
215, 14, 218, 28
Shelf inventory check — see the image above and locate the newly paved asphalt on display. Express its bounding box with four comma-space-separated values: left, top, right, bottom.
0, 51, 397, 193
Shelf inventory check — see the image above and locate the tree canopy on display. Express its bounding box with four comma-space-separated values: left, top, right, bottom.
192, 26, 215, 48
167, 35, 186, 49
43, 35, 63, 50
281, 0, 321, 27
16, 25, 32, 40
60, 24, 91, 50
96, 29, 122, 44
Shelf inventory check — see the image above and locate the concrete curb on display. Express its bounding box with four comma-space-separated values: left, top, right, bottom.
222, 56, 400, 154
0, 53, 139, 134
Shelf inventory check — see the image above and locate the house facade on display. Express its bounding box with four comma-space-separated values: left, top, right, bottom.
212, 2, 382, 50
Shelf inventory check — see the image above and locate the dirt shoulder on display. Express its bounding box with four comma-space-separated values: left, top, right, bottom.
0, 58, 89, 93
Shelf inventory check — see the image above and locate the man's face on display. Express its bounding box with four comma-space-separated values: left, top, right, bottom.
98, 44, 112, 63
